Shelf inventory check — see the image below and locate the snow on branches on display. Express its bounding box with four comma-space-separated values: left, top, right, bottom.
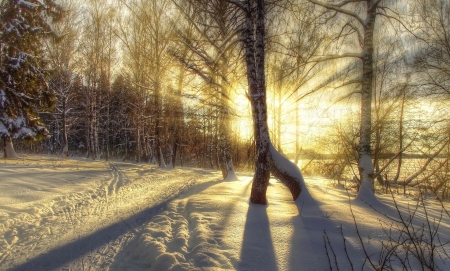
0, 0, 63, 140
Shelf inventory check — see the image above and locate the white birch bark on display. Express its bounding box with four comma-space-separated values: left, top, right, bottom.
356, 0, 377, 202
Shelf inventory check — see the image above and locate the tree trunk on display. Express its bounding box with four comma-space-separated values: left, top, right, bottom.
154, 80, 163, 167
136, 111, 141, 163
105, 90, 110, 161
294, 94, 300, 165
93, 89, 99, 160
241, 0, 304, 204
242, 0, 270, 204
268, 143, 306, 200
61, 98, 69, 157
393, 90, 406, 182
356, 1, 377, 201
4, 136, 19, 159
159, 147, 166, 168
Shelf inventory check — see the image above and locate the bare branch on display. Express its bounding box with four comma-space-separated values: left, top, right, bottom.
308, 0, 365, 26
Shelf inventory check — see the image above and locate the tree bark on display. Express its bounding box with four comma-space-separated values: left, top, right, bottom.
356, 0, 377, 199
241, 0, 304, 204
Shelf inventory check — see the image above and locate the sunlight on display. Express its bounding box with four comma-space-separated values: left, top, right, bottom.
232, 89, 253, 140
230, 86, 360, 153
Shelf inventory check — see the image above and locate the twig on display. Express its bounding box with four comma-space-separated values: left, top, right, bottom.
340, 225, 355, 271
323, 235, 333, 271
324, 230, 340, 271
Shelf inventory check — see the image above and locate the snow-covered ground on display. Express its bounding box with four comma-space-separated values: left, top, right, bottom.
0, 155, 449, 271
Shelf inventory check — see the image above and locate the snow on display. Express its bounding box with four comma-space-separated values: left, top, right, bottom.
17, 0, 38, 10
269, 142, 312, 202
0, 89, 5, 107
0, 155, 449, 271
224, 160, 239, 181
0, 122, 8, 136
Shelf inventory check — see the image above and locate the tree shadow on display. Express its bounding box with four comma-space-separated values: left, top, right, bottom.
239, 203, 278, 271
289, 197, 360, 271
8, 180, 220, 271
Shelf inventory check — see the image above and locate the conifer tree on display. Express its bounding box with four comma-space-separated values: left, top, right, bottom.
0, 0, 63, 157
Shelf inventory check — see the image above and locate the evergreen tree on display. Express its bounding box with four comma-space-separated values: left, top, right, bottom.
0, 0, 63, 150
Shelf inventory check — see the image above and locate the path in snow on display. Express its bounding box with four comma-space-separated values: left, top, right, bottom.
1, 156, 449, 271
0, 156, 219, 271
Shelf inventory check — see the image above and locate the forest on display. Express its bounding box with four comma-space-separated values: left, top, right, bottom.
2, 0, 447, 199
1, 0, 450, 270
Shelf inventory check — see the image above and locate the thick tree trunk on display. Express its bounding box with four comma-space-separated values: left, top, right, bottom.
4, 136, 19, 159
243, 0, 270, 204
240, 0, 304, 204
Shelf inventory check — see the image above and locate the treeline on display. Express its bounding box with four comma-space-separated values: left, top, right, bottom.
3, 0, 450, 196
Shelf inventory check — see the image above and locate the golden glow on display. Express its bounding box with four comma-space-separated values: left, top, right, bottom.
231, 86, 360, 154
231, 89, 253, 141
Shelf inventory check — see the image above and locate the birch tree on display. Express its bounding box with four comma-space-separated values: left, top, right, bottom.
307, 0, 402, 201
223, 0, 309, 204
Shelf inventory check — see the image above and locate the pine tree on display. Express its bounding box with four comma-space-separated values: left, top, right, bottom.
0, 0, 63, 156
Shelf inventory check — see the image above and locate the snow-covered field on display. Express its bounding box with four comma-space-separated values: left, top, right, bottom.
0, 155, 449, 271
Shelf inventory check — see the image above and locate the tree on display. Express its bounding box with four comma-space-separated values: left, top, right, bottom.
226, 0, 308, 204
119, 0, 175, 166
412, 0, 450, 98
46, 0, 81, 157
410, 0, 450, 197
78, 0, 115, 160
171, 0, 241, 178
307, 0, 402, 201
0, 0, 63, 158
